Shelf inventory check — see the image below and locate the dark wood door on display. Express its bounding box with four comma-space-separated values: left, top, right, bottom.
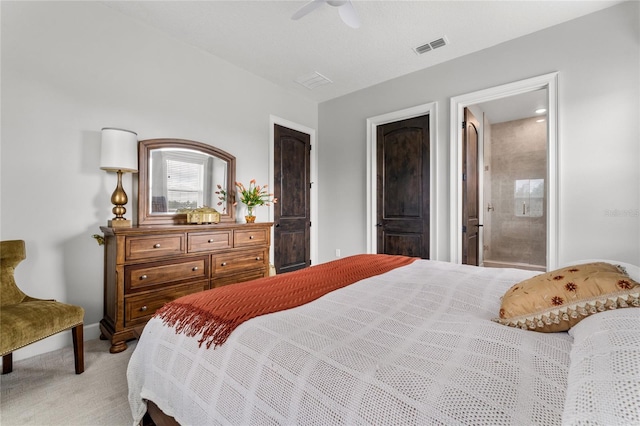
462, 108, 480, 265
376, 115, 430, 258
273, 124, 311, 274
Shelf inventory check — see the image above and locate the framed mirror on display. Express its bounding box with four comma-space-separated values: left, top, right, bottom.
138, 139, 236, 225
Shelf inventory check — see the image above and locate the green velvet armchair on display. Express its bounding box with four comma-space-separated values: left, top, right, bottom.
1, 240, 84, 374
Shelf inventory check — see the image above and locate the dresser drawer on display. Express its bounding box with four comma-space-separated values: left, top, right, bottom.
188, 231, 232, 253
212, 269, 267, 289
212, 249, 267, 275
125, 234, 185, 261
125, 256, 208, 293
234, 228, 268, 247
125, 281, 208, 326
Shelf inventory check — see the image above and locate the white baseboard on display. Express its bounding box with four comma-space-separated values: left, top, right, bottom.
11, 322, 101, 361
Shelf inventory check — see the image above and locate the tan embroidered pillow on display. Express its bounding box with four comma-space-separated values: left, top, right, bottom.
494, 262, 640, 332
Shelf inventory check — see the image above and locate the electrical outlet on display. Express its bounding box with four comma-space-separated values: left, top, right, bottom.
335, 249, 341, 258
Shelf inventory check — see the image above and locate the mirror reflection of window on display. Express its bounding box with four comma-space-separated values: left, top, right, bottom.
149, 148, 227, 214
515, 178, 544, 217
166, 159, 204, 212
139, 139, 235, 225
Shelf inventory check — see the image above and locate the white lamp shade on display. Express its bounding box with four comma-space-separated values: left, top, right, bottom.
100, 127, 139, 173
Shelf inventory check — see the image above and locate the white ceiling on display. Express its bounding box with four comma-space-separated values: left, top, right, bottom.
478, 88, 548, 124
104, 0, 621, 105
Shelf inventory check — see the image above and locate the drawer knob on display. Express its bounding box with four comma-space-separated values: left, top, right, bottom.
153, 243, 161, 248
140, 275, 148, 280
140, 306, 148, 312
192, 266, 199, 271
208, 239, 214, 243
249, 235, 254, 239
221, 262, 227, 266
255, 257, 261, 261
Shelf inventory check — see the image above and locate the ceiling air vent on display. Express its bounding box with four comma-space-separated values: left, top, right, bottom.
414, 36, 449, 55
414, 43, 432, 55
295, 71, 333, 90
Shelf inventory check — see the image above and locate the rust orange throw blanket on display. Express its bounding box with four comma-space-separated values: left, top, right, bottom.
156, 254, 417, 348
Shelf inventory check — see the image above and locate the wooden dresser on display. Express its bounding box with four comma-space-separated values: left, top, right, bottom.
99, 222, 272, 353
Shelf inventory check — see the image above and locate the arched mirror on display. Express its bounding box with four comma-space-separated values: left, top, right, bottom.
138, 139, 236, 225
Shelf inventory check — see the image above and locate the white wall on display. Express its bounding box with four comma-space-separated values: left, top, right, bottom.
318, 2, 639, 266
1, 1, 317, 360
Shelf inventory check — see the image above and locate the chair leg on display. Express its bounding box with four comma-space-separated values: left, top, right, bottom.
72, 324, 84, 374
2, 353, 13, 375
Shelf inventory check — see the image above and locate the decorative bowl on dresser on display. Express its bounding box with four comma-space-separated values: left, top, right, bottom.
99, 222, 272, 353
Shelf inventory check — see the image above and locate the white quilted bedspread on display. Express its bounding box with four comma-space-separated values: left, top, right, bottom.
128, 260, 575, 425
562, 308, 640, 425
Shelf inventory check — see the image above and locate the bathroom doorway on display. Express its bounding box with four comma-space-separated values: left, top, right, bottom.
450, 73, 559, 271
474, 90, 548, 271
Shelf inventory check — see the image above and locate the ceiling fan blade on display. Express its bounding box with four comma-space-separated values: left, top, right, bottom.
291, 0, 326, 20
338, 0, 361, 28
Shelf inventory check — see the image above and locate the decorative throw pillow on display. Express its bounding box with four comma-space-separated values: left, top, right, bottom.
493, 262, 640, 332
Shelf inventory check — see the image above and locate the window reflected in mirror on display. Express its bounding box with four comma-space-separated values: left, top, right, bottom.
138, 139, 236, 225
149, 148, 227, 214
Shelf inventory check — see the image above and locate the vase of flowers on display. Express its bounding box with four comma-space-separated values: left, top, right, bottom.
235, 179, 277, 223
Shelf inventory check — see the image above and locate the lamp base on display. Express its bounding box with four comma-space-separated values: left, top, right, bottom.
108, 219, 132, 228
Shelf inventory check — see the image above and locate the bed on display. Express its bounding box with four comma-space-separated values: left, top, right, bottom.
127, 256, 640, 425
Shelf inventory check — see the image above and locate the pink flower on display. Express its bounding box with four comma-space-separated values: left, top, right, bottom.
235, 179, 276, 210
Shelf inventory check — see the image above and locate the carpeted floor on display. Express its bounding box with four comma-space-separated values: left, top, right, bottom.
0, 339, 136, 426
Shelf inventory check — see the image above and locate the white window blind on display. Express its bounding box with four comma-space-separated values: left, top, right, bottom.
166, 159, 204, 211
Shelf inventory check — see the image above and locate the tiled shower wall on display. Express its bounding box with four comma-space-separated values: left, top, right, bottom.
484, 116, 547, 268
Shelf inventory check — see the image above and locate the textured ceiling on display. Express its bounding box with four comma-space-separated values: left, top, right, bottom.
104, 0, 621, 105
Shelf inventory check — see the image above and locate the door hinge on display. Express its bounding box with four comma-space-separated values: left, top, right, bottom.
462, 121, 466, 129
462, 173, 466, 181
309, 221, 312, 227
462, 225, 467, 233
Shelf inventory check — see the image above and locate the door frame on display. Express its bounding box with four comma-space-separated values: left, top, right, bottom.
366, 102, 438, 258
269, 115, 318, 267
449, 72, 559, 270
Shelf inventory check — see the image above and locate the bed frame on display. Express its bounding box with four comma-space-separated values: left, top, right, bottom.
144, 401, 179, 426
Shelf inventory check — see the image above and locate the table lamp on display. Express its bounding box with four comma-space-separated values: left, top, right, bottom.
100, 127, 138, 227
